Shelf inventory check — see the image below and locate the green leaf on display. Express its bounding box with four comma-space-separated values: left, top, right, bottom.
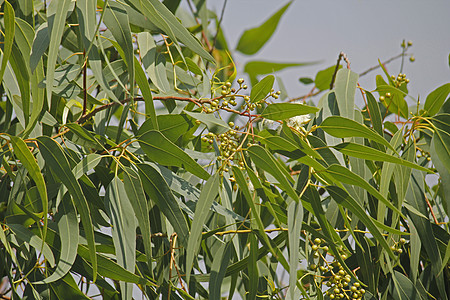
209, 242, 232, 300
123, 167, 152, 269
8, 224, 55, 267
10, 136, 48, 240
325, 186, 395, 259
126, 0, 214, 63
36, 136, 97, 281
250, 75, 275, 103
104, 1, 134, 97
248, 233, 259, 300
325, 164, 404, 217
72, 154, 102, 179
315, 65, 342, 91
46, 0, 72, 116
135, 57, 157, 127
424, 83, 450, 116
0, 1, 15, 83
77, 245, 150, 286
236, 2, 292, 55
365, 91, 383, 135
105, 177, 136, 300
39, 195, 78, 284
232, 166, 274, 256
244, 60, 316, 78
287, 201, 303, 300
333, 142, 431, 173
138, 114, 194, 142
247, 145, 297, 200
391, 271, 425, 300
334, 69, 359, 120
261, 103, 319, 121
184, 111, 230, 135
320, 116, 394, 151
431, 114, 450, 172
137, 163, 189, 245
299, 77, 314, 85
138, 130, 209, 180
186, 174, 220, 283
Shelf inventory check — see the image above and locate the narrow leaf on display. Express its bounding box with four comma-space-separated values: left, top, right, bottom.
0, 1, 15, 83
320, 116, 394, 151
186, 174, 220, 283
236, 2, 292, 55
334, 69, 359, 120
105, 177, 136, 300
247, 145, 297, 200
138, 130, 210, 180
10, 136, 48, 242
209, 243, 232, 300
288, 201, 303, 300
123, 167, 152, 269
262, 103, 319, 121
39, 195, 78, 283
137, 163, 189, 245
325, 186, 395, 259
46, 0, 72, 114
325, 164, 404, 217
333, 142, 431, 173
36, 136, 97, 281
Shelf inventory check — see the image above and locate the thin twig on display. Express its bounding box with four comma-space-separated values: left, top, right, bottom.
289, 52, 406, 102
210, 0, 228, 54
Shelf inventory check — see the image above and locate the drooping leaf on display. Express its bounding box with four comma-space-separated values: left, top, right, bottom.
125, 0, 214, 62
137, 163, 189, 246
334, 69, 359, 120
104, 1, 134, 97
320, 116, 394, 151
325, 164, 404, 217
261, 103, 319, 121
45, 0, 72, 116
209, 242, 232, 300
287, 201, 303, 300
123, 167, 152, 269
105, 177, 136, 300
134, 57, 157, 127
0, 1, 15, 83
236, 2, 292, 55
39, 195, 78, 283
8, 223, 55, 267
247, 145, 297, 200
325, 186, 395, 259
36, 136, 97, 281
333, 142, 431, 173
365, 90, 383, 135
186, 174, 219, 283
10, 136, 48, 241
138, 130, 210, 180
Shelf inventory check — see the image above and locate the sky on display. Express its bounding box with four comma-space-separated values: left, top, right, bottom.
214, 0, 450, 107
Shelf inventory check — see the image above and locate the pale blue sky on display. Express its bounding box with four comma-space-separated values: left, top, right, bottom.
216, 0, 450, 106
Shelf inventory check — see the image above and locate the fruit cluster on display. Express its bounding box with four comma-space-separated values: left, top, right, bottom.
201, 122, 244, 175
390, 237, 406, 255
308, 238, 366, 299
